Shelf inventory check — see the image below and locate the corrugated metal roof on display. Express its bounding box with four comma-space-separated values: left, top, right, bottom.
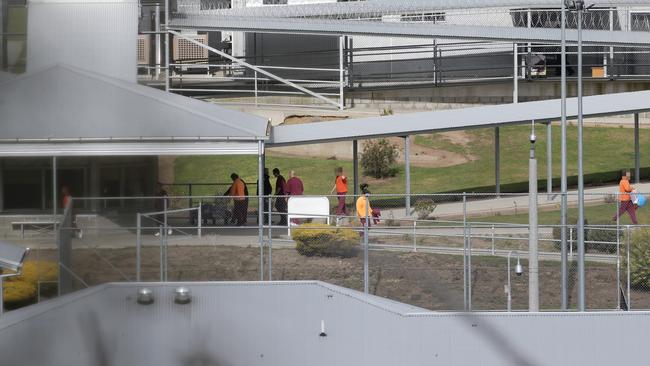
269, 90, 650, 146
0, 64, 269, 144
171, 15, 650, 45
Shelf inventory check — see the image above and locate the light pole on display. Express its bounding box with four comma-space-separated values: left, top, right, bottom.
560, 0, 569, 311
529, 121, 539, 312
507, 250, 523, 312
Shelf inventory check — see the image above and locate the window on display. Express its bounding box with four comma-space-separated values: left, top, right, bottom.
631, 13, 650, 32
400, 12, 446, 23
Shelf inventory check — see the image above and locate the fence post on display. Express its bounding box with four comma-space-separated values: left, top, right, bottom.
198, 200, 202, 238
188, 184, 193, 209
463, 192, 467, 311
254, 71, 258, 107
268, 196, 273, 281
363, 194, 369, 294
569, 227, 573, 258
159, 225, 164, 282
136, 213, 141, 282
627, 225, 631, 310
412, 220, 417, 252
468, 224, 472, 312
491, 224, 496, 255
616, 199, 620, 310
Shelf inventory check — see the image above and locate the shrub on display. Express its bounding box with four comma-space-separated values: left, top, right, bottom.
625, 228, 650, 289
552, 217, 589, 251
361, 139, 399, 179
292, 223, 359, 258
587, 222, 620, 253
413, 198, 437, 220
3, 261, 58, 307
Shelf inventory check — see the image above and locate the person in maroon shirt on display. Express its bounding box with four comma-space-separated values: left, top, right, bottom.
285, 170, 304, 225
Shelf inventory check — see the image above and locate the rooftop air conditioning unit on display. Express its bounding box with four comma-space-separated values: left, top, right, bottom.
172, 34, 209, 62
137, 35, 150, 65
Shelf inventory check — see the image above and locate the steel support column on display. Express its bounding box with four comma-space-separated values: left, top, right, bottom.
635, 113, 640, 184
547, 122, 553, 195
353, 140, 359, 197
560, 0, 569, 311
258, 140, 265, 281
495, 127, 500, 196
405, 136, 411, 216
529, 127, 539, 312
155, 5, 162, 79
53, 157, 57, 217
164, 0, 170, 92
339, 35, 344, 110
577, 3, 586, 312
513, 43, 518, 103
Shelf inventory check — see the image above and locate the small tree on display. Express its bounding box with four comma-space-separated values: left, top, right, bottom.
361, 139, 399, 179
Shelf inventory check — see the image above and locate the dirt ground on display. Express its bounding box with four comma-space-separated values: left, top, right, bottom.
34, 246, 650, 312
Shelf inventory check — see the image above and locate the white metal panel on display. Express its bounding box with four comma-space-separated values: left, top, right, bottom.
27, 0, 139, 82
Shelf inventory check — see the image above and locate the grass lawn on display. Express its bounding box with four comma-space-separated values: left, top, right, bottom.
472, 202, 648, 226
174, 124, 650, 195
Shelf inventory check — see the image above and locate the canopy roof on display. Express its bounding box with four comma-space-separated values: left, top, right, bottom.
270, 90, 650, 146
0, 64, 269, 156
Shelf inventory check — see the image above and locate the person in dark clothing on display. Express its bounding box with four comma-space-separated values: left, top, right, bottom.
154, 183, 172, 236
273, 168, 287, 225
256, 168, 273, 224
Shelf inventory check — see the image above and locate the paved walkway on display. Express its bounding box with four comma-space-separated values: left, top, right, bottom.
380, 182, 650, 220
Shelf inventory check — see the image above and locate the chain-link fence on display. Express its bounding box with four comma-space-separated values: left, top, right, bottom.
7, 190, 648, 313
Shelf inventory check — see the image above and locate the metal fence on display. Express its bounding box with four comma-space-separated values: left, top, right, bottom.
14, 190, 642, 313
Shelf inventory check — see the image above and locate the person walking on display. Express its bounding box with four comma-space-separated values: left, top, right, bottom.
330, 167, 348, 219
356, 183, 372, 238
273, 168, 287, 225
613, 170, 638, 225
228, 173, 247, 226
285, 170, 304, 225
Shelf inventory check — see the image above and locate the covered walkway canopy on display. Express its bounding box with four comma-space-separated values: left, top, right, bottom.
0, 64, 269, 156
269, 90, 650, 146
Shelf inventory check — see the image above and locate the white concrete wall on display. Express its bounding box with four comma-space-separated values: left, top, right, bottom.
27, 0, 138, 82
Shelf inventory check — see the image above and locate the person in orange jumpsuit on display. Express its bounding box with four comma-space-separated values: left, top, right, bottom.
613, 170, 638, 224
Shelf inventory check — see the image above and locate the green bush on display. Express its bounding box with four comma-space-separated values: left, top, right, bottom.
625, 228, 650, 289
552, 217, 589, 251
3, 261, 58, 307
413, 198, 437, 220
587, 222, 620, 253
292, 223, 359, 258
361, 139, 399, 179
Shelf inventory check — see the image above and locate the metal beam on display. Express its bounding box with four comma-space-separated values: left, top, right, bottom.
635, 113, 640, 184
258, 141, 264, 281
495, 126, 500, 196
171, 17, 650, 46
405, 136, 411, 216
353, 140, 359, 197
560, 0, 568, 311
547, 122, 552, 195
168, 30, 340, 109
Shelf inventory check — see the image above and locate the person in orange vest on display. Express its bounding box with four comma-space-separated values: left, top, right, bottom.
330, 167, 348, 217
356, 183, 372, 236
613, 170, 638, 224
228, 173, 247, 226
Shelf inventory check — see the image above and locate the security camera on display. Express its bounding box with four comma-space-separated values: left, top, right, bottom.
529, 133, 536, 144
515, 261, 524, 276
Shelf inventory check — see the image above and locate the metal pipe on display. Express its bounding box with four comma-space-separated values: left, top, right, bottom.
53, 157, 57, 218
529, 126, 539, 312
339, 35, 345, 110
560, 0, 569, 311
513, 43, 518, 103
258, 141, 265, 281
364, 194, 369, 294
353, 140, 359, 197
468, 224, 472, 311
159, 225, 164, 282
635, 113, 640, 184
155, 5, 162, 79
405, 136, 411, 216
547, 122, 553, 196
268, 195, 273, 281
463, 193, 468, 310
627, 225, 631, 309
136, 213, 141, 281
577, 2, 586, 312
616, 199, 621, 310
495, 126, 500, 196
164, 0, 170, 92
198, 200, 202, 238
